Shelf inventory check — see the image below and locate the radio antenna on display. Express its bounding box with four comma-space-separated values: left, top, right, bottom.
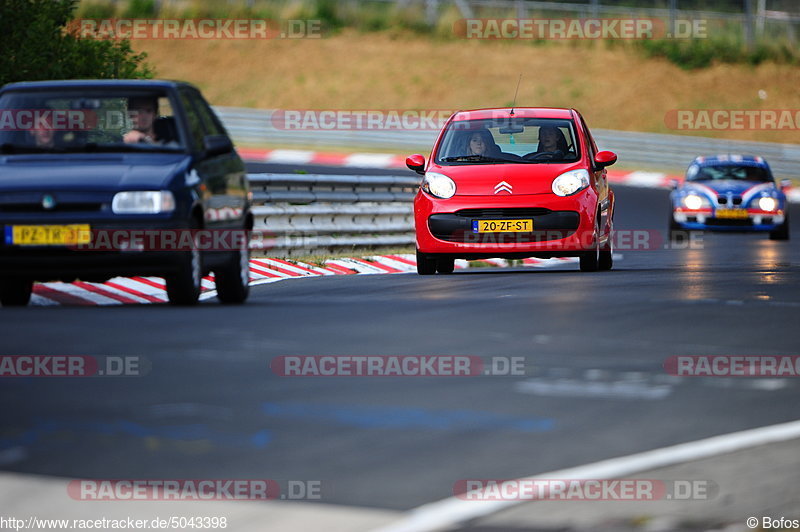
510, 74, 522, 116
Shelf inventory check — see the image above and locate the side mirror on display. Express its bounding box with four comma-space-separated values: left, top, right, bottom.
594, 150, 617, 170
406, 154, 426, 175
203, 135, 233, 157
669, 179, 680, 190
780, 179, 792, 191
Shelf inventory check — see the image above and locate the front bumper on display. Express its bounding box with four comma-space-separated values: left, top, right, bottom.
672, 209, 785, 232
415, 191, 601, 258
0, 219, 191, 281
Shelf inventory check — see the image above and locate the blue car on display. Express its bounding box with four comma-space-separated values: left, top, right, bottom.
0, 80, 253, 306
669, 155, 790, 241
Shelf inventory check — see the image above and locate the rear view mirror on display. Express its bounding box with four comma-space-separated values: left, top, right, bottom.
780, 179, 792, 191
406, 154, 425, 175
499, 125, 524, 135
669, 179, 680, 189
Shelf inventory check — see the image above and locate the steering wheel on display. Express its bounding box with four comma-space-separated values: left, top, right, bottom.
523, 150, 564, 161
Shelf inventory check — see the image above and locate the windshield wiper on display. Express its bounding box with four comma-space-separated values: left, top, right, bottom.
441, 155, 516, 163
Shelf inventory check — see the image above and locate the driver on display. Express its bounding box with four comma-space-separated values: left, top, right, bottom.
124, 96, 161, 144
536, 125, 568, 155
465, 129, 496, 156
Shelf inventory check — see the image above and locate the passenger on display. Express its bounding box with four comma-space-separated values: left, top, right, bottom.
536, 125, 568, 155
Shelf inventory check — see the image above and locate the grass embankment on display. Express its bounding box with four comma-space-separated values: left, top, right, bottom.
130, 31, 800, 147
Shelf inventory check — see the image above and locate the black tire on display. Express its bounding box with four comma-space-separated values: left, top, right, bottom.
436, 258, 455, 274
0, 278, 33, 307
769, 215, 790, 241
416, 250, 437, 275
165, 223, 203, 306
579, 247, 599, 272
215, 246, 251, 304
599, 238, 613, 271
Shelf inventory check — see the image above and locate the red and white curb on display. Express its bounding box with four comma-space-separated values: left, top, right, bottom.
26, 255, 586, 307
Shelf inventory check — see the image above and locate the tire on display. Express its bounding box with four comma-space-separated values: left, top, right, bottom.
599, 239, 613, 271
436, 258, 455, 274
0, 278, 33, 307
215, 246, 251, 304
416, 250, 437, 275
166, 223, 203, 306
580, 247, 599, 272
769, 215, 790, 241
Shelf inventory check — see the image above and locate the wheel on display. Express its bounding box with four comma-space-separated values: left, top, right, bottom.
579, 247, 599, 272
769, 215, 790, 241
215, 245, 250, 304
0, 278, 33, 306
599, 239, 613, 271
436, 258, 455, 274
416, 250, 437, 275
580, 224, 601, 272
166, 223, 203, 306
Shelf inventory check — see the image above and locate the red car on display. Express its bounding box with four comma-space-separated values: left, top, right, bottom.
407, 107, 617, 274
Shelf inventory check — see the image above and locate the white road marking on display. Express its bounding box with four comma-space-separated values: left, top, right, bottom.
371, 419, 800, 532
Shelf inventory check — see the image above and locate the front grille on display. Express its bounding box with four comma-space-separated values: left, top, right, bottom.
706, 217, 752, 227
732, 197, 742, 205
434, 230, 576, 243
717, 197, 743, 205
429, 210, 580, 243
0, 203, 104, 213
454, 208, 552, 218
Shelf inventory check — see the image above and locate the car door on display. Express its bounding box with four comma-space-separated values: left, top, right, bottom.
178, 88, 248, 231
576, 112, 611, 232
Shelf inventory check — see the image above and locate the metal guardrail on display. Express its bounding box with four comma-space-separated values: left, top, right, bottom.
247, 173, 418, 256
217, 106, 800, 178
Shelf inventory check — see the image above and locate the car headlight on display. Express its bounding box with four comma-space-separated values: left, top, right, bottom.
758, 196, 777, 212
422, 172, 456, 199
112, 191, 176, 214
682, 193, 707, 210
551, 169, 590, 197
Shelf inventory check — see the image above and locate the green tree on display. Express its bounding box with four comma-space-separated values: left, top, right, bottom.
0, 0, 152, 85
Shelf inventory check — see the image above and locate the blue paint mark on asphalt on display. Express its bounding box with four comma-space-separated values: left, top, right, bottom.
262, 402, 554, 432
0, 418, 271, 450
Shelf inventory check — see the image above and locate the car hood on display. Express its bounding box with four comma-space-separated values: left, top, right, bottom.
430, 162, 582, 196
0, 152, 191, 191
684, 179, 775, 196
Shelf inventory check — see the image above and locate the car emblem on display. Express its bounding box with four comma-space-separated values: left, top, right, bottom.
494, 181, 512, 194
41, 194, 56, 210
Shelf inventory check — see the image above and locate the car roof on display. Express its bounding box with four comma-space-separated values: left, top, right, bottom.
0, 79, 195, 93
692, 154, 769, 167
450, 108, 576, 121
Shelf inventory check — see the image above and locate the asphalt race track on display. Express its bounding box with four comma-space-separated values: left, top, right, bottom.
1, 162, 798, 511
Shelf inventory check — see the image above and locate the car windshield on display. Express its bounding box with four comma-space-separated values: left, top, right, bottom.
435, 117, 580, 165
0, 89, 186, 154
687, 164, 772, 183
